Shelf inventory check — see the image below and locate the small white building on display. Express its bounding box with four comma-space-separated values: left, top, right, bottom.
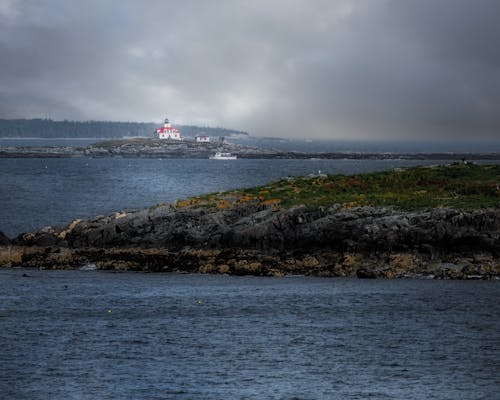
195, 134, 210, 143
155, 118, 183, 140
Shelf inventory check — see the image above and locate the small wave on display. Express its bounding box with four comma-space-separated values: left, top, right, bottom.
80, 262, 97, 271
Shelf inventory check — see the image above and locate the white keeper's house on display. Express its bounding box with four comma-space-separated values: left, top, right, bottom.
195, 133, 210, 143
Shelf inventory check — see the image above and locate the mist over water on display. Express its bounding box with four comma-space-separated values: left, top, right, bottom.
230, 138, 500, 153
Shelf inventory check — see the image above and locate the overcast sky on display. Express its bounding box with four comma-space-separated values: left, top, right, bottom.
0, 0, 499, 139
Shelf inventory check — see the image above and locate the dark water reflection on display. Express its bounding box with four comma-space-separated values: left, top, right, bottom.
1, 269, 498, 399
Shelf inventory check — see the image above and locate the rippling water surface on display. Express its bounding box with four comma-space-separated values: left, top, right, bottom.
1, 269, 499, 399
0, 157, 481, 237
1, 140, 499, 399
1, 137, 500, 237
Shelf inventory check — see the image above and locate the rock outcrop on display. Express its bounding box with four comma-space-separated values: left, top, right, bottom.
0, 231, 10, 246
1, 139, 499, 160
1, 203, 499, 279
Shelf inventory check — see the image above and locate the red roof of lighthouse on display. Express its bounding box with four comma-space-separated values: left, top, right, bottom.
156, 127, 180, 133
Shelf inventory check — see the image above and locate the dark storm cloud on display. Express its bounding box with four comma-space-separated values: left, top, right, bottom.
0, 0, 499, 139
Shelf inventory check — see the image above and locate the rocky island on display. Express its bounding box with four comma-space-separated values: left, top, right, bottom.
1, 137, 500, 160
1, 163, 499, 279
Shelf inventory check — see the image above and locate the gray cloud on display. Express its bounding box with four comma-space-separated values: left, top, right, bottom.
0, 0, 499, 139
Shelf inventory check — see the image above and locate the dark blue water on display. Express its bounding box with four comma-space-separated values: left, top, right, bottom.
1, 269, 498, 399
0, 157, 463, 238
1, 141, 499, 399
2, 137, 500, 237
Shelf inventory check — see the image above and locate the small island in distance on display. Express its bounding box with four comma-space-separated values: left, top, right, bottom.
1, 162, 499, 279
1, 118, 500, 160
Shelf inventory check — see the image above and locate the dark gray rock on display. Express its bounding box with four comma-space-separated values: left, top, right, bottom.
7, 203, 500, 278
0, 231, 10, 245
13, 204, 500, 256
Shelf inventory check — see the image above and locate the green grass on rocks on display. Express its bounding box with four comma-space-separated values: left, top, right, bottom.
176, 163, 500, 210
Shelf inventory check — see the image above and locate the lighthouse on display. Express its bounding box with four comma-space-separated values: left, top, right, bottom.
155, 117, 183, 140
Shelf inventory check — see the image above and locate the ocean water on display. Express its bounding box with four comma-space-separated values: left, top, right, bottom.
0, 157, 465, 238
2, 137, 500, 237
1, 269, 498, 400
1, 142, 499, 399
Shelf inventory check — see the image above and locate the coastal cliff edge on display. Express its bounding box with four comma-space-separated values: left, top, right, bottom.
1, 203, 498, 279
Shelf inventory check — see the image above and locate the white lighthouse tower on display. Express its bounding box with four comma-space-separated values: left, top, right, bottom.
155, 117, 183, 140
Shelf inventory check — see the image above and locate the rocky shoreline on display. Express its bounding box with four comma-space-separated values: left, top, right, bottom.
1, 138, 500, 160
1, 201, 499, 279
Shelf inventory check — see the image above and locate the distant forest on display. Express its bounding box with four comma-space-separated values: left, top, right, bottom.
0, 119, 249, 139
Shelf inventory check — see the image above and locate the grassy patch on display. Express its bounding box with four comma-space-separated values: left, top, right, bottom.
175, 163, 500, 210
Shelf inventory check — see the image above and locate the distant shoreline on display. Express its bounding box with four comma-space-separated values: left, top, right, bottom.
1, 138, 500, 160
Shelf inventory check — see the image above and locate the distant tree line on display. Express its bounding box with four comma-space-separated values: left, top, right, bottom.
0, 119, 249, 139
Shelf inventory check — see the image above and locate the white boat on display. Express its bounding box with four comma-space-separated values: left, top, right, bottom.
209, 152, 237, 160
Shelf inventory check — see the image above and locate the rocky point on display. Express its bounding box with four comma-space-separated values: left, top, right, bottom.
1, 201, 499, 279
